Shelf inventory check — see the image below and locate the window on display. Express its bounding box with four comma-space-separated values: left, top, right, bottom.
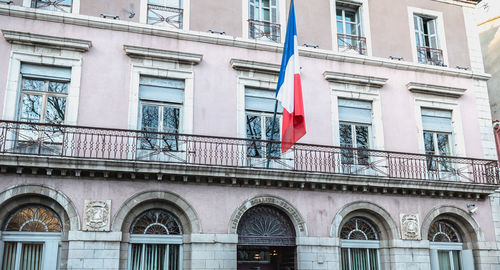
414, 15, 443, 66
245, 88, 282, 158
129, 209, 182, 270
1, 206, 62, 270
428, 220, 463, 270
340, 217, 380, 270
336, 2, 366, 55
421, 108, 453, 171
338, 99, 372, 165
248, 0, 280, 42
31, 0, 72, 12
147, 0, 183, 29
138, 76, 184, 153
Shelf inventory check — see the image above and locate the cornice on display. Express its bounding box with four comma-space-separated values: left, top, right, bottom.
323, 71, 388, 88
123, 45, 202, 64
0, 5, 491, 81
2, 29, 91, 51
230, 59, 280, 74
407, 82, 466, 98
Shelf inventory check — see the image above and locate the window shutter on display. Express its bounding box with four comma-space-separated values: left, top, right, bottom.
421, 108, 452, 133
426, 19, 439, 49
139, 76, 184, 104
413, 15, 425, 47
21, 64, 71, 81
270, 0, 278, 24
338, 99, 372, 124
245, 88, 282, 113
356, 7, 363, 36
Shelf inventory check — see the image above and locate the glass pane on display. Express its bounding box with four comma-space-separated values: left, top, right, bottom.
345, 11, 356, 22
452, 251, 461, 270
130, 244, 143, 270
356, 125, 369, 165
140, 105, 159, 150
437, 134, 450, 155
265, 116, 280, 157
48, 82, 68, 93
23, 79, 44, 91
262, 0, 270, 8
424, 132, 435, 154
45, 96, 66, 123
438, 250, 452, 270
337, 21, 344, 35
2, 242, 17, 270
143, 244, 167, 270
345, 23, 357, 36
341, 248, 349, 270
33, 0, 72, 12
246, 115, 262, 157
20, 94, 42, 122
20, 243, 43, 270
340, 124, 353, 164
262, 8, 270, 21
169, 245, 180, 270
336, 9, 343, 21
162, 107, 180, 151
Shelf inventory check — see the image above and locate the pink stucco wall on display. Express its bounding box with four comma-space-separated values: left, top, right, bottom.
0, 176, 495, 241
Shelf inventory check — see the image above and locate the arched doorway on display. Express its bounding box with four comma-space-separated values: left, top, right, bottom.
237, 205, 296, 270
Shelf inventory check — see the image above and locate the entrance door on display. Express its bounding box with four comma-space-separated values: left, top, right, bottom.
236, 206, 297, 270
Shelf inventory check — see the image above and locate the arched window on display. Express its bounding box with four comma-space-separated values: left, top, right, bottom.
340, 217, 380, 270
428, 220, 463, 270
129, 209, 183, 270
147, 0, 183, 29
1, 206, 62, 270
237, 205, 296, 269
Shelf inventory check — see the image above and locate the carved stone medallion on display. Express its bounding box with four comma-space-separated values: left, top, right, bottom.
400, 213, 420, 240
83, 200, 111, 231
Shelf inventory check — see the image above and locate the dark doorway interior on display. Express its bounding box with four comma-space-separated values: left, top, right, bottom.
237, 246, 296, 270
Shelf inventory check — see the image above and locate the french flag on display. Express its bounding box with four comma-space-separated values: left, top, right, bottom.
276, 0, 306, 153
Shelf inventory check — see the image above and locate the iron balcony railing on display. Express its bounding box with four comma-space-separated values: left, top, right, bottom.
417, 46, 444, 66
0, 120, 497, 185
147, 4, 183, 29
248, 19, 281, 43
337, 34, 367, 55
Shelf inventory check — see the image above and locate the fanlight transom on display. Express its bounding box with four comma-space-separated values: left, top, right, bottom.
340, 217, 379, 240
131, 209, 182, 235
428, 220, 462, 243
5, 206, 62, 232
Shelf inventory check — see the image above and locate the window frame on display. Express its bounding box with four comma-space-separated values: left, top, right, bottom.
245, 110, 281, 158
22, 0, 80, 14
407, 7, 449, 66
128, 235, 183, 270
140, 0, 190, 30
242, 0, 286, 43
339, 218, 381, 270
138, 100, 183, 151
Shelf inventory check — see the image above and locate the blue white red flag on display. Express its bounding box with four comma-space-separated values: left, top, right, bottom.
276, 0, 306, 153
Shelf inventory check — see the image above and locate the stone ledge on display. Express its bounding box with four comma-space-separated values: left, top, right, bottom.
2, 29, 92, 52
68, 231, 122, 241
123, 45, 202, 65
324, 71, 388, 88
184, 233, 238, 244
407, 82, 467, 98
230, 59, 280, 74
0, 5, 491, 81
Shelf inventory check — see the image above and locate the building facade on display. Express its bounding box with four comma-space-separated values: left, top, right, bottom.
0, 0, 499, 269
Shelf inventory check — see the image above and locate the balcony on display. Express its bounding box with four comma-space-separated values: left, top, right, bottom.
337, 34, 367, 55
417, 46, 444, 66
147, 4, 183, 29
248, 19, 281, 43
0, 120, 497, 189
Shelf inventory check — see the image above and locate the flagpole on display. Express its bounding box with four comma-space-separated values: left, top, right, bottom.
266, 100, 279, 168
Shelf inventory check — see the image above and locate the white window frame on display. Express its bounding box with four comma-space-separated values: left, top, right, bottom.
140, 0, 190, 31
429, 242, 464, 270
3, 48, 83, 126
0, 232, 61, 270
242, 0, 286, 43
330, 0, 373, 55
407, 7, 449, 66
22, 0, 80, 14
127, 60, 194, 135
340, 239, 381, 270
128, 234, 183, 270
413, 97, 465, 157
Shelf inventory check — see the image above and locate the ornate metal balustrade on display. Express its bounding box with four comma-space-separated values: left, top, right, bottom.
417, 46, 444, 66
0, 120, 497, 185
337, 34, 367, 55
31, 0, 72, 13
147, 4, 183, 29
248, 19, 281, 43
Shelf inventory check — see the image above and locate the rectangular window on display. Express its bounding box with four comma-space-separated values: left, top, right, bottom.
336, 2, 366, 55
414, 15, 443, 66
147, 0, 183, 29
338, 99, 372, 165
130, 244, 180, 270
248, 0, 280, 42
2, 242, 44, 270
341, 248, 379, 270
31, 0, 72, 12
138, 76, 184, 152
422, 108, 453, 171
245, 88, 282, 158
